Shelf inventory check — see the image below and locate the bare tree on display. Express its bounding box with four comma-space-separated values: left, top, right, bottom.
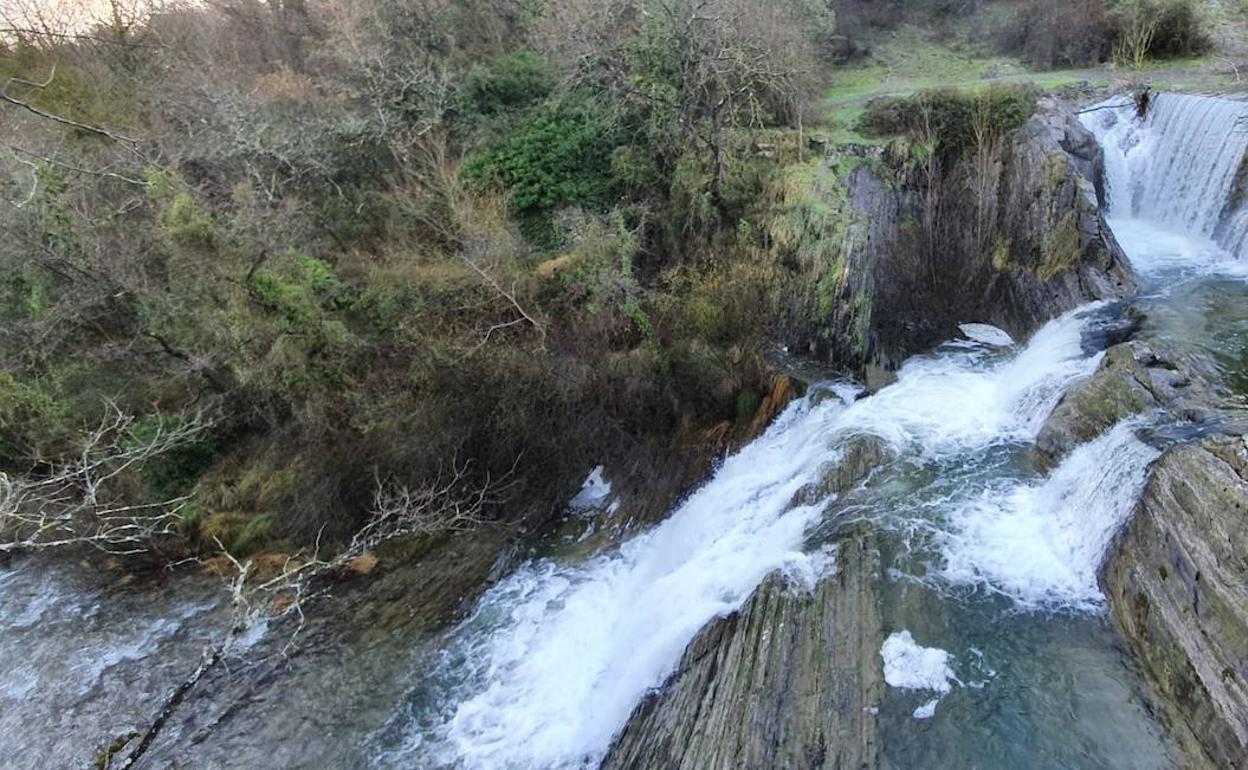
1113, 0, 1161, 81
0, 405, 209, 556
108, 458, 514, 768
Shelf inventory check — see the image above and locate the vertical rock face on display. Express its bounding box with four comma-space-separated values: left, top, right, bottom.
818, 100, 1136, 374
1103, 435, 1248, 770
983, 108, 1137, 334
1034, 333, 1248, 767
601, 528, 883, 770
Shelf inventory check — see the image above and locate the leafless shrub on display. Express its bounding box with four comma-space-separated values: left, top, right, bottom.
0, 404, 209, 555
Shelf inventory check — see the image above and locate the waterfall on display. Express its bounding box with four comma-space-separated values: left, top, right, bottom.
372, 305, 1110, 770
1082, 93, 1248, 261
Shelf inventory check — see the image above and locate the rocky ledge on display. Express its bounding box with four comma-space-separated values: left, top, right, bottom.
1036, 337, 1233, 463
1038, 335, 1248, 768
601, 526, 883, 770
1104, 434, 1248, 769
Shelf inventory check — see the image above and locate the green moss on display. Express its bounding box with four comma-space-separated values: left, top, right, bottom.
850, 293, 873, 357
991, 237, 1014, 271
735, 388, 761, 427
1039, 210, 1081, 281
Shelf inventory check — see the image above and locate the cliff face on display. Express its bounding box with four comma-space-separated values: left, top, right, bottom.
1104, 435, 1248, 769
809, 98, 1136, 375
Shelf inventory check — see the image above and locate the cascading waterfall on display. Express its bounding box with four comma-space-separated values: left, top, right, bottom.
1084, 92, 1248, 262
373, 304, 1153, 769
383, 96, 1248, 770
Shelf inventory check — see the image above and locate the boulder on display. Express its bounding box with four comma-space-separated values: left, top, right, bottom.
1036, 339, 1239, 463
790, 435, 892, 508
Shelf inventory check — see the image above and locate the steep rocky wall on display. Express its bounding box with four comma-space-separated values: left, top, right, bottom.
1036, 336, 1248, 768
1103, 435, 1248, 769
815, 98, 1136, 376
601, 527, 883, 770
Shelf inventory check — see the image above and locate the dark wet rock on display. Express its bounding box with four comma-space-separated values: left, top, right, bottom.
1041, 336, 1248, 768
812, 98, 1137, 377
1102, 434, 1248, 769
981, 100, 1137, 339
863, 364, 898, 394
790, 435, 892, 508
1036, 339, 1236, 463
601, 527, 883, 770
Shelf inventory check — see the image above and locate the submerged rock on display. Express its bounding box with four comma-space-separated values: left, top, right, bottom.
601, 527, 883, 770
1103, 435, 1248, 769
790, 435, 892, 508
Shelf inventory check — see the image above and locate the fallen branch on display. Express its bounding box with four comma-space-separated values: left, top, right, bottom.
460, 253, 546, 341
109, 459, 516, 767
0, 405, 210, 556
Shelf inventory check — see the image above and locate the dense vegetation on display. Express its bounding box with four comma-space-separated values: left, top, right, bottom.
0, 0, 1219, 562
834, 0, 1211, 68
0, 0, 845, 557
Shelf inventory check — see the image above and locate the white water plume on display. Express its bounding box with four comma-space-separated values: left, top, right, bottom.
834, 304, 1104, 455
380, 305, 1109, 769
1083, 93, 1248, 262
937, 421, 1159, 610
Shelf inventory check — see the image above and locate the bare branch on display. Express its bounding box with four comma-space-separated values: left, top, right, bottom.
460, 253, 547, 341
0, 405, 211, 556
8, 145, 147, 187
0, 68, 146, 160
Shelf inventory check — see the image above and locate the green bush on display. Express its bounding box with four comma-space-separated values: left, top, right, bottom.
0, 372, 69, 458
858, 85, 1038, 157
463, 50, 556, 117
463, 92, 623, 212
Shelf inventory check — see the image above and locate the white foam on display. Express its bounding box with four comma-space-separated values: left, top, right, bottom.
913, 698, 941, 719
938, 421, 1159, 610
569, 466, 613, 513
882, 630, 956, 719
959, 323, 1015, 347
396, 385, 862, 769
881, 631, 956, 693
836, 304, 1103, 455
382, 306, 1111, 768
1105, 216, 1248, 280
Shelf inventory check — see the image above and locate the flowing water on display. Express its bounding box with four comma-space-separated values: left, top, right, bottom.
6, 92, 1248, 769
367, 93, 1248, 769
